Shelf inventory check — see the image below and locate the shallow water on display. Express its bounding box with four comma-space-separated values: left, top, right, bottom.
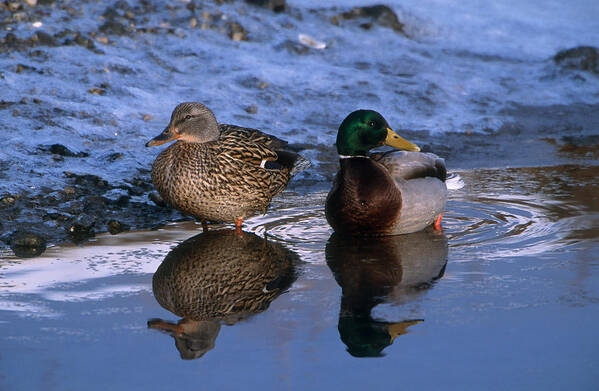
1, 165, 598, 390
1, 0, 598, 388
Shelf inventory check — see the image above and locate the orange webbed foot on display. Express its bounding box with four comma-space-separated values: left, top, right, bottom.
235, 218, 243, 236
433, 213, 444, 230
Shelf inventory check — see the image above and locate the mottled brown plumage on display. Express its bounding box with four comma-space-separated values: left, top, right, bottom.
147, 102, 308, 225
148, 229, 297, 359
151, 229, 297, 321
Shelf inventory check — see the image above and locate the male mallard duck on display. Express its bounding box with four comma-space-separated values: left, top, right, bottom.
326, 229, 448, 357
146, 102, 308, 230
325, 110, 447, 236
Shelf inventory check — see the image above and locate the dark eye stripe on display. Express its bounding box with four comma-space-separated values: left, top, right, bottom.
175, 115, 194, 127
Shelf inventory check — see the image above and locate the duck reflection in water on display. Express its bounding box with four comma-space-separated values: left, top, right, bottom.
148, 229, 297, 360
326, 228, 448, 357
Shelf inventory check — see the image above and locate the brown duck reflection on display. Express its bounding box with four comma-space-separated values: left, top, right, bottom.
326, 228, 448, 357
148, 229, 297, 360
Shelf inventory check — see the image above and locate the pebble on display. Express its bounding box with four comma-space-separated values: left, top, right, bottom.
107, 220, 130, 235
10, 231, 47, 258
228, 22, 248, 41
88, 87, 106, 95
1, 196, 16, 206
66, 217, 95, 244
554, 46, 599, 74
245, 0, 286, 13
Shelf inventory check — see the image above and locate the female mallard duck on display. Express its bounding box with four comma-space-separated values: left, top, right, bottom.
148, 229, 297, 359
150, 229, 297, 323
146, 102, 308, 229
325, 110, 447, 236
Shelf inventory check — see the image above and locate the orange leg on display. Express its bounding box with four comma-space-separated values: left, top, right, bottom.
201, 220, 208, 232
433, 213, 443, 230
235, 218, 243, 235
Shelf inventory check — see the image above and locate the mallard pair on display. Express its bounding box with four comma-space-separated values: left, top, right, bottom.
146, 103, 448, 235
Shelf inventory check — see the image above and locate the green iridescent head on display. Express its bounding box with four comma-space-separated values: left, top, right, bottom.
335, 110, 420, 156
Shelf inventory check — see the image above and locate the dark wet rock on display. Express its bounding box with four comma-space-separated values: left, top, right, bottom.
33, 31, 56, 46
238, 76, 269, 90
64, 172, 108, 189
149, 192, 166, 207
102, 7, 119, 19
185, 1, 197, 12
39, 144, 89, 158
107, 219, 130, 235
0, 100, 16, 109
561, 135, 599, 147
1, 194, 17, 206
72, 33, 96, 50
275, 39, 310, 55
0, 29, 99, 54
88, 87, 106, 95
245, 0, 286, 13
108, 64, 136, 75
126, 186, 145, 196
10, 231, 47, 258
228, 21, 248, 41
556, 135, 599, 158
15, 63, 40, 74
44, 212, 71, 222
52, 30, 100, 52
84, 195, 108, 211
0, 170, 187, 256
1, 33, 22, 52
554, 46, 599, 74
115, 195, 131, 207
3, 32, 18, 45
113, 0, 132, 12
63, 186, 76, 195
331, 5, 406, 36
66, 215, 96, 243
99, 19, 130, 36
128, 177, 154, 192
106, 152, 124, 162
245, 104, 258, 114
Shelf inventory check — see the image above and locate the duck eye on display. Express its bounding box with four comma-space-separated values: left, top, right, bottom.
184, 115, 192, 121
368, 121, 376, 127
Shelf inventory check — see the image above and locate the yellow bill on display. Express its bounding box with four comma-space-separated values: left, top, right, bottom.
384, 128, 420, 152
388, 319, 423, 343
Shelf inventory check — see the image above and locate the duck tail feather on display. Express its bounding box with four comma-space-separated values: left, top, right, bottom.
265, 150, 311, 176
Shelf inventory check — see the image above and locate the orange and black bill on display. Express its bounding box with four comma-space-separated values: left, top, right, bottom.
146, 126, 178, 147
